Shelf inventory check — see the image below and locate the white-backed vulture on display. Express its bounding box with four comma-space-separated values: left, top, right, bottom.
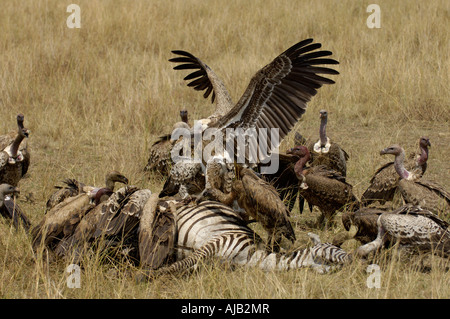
379, 144, 449, 215
163, 39, 339, 199
361, 137, 431, 206
0, 114, 30, 187
287, 145, 359, 228
0, 183, 30, 231
356, 205, 450, 258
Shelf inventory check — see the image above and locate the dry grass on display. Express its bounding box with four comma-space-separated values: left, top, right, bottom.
0, 0, 449, 299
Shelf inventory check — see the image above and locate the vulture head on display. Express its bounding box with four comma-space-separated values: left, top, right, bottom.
419, 136, 431, 149
180, 109, 189, 124
380, 144, 403, 157
0, 184, 20, 201
105, 171, 129, 190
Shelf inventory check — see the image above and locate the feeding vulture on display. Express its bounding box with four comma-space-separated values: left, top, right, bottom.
162, 38, 339, 200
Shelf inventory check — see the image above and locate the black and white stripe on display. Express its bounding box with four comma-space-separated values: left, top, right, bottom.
143, 200, 351, 278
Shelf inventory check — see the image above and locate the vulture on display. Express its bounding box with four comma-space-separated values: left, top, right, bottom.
53, 186, 152, 262
138, 194, 177, 270
144, 109, 191, 176
231, 166, 296, 250
0, 183, 31, 231
379, 144, 449, 215
335, 206, 389, 246
0, 114, 30, 187
306, 109, 348, 177
197, 163, 296, 251
356, 204, 450, 259
31, 192, 97, 255
46, 170, 129, 212
32, 172, 128, 258
287, 145, 359, 228
361, 137, 431, 206
259, 152, 300, 213
163, 38, 339, 200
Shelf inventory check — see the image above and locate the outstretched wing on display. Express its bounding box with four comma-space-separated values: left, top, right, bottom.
170, 50, 233, 116
213, 39, 339, 154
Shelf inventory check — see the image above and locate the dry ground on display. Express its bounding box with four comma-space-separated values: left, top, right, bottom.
0, 0, 449, 299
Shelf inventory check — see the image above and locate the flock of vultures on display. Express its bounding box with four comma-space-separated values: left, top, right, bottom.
1, 39, 449, 281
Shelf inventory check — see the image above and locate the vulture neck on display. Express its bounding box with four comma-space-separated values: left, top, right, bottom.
294, 155, 310, 179
9, 132, 25, 159
105, 178, 116, 191
416, 144, 429, 167
319, 116, 328, 147
393, 149, 412, 180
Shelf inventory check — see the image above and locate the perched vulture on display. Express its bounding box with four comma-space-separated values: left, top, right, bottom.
163, 38, 339, 199
361, 137, 431, 206
287, 145, 359, 228
144, 109, 190, 176
379, 144, 449, 215
0, 114, 30, 187
356, 205, 450, 258
46, 170, 128, 212
0, 183, 30, 231
306, 109, 348, 177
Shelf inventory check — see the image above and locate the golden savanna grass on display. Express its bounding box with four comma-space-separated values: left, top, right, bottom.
0, 0, 449, 299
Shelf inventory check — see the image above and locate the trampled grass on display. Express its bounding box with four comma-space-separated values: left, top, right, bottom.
0, 0, 449, 299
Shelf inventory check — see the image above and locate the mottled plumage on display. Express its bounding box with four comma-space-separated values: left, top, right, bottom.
361, 137, 430, 205
144, 110, 191, 176
356, 205, 450, 258
0, 114, 30, 187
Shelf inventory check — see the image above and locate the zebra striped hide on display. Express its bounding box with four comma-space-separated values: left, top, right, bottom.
137, 200, 351, 281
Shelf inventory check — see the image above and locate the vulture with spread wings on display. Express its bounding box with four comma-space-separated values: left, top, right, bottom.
163, 38, 339, 199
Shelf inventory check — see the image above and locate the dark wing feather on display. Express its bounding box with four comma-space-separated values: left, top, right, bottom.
94, 187, 151, 237
170, 50, 232, 108
2, 198, 31, 231
139, 195, 177, 269
212, 39, 339, 157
